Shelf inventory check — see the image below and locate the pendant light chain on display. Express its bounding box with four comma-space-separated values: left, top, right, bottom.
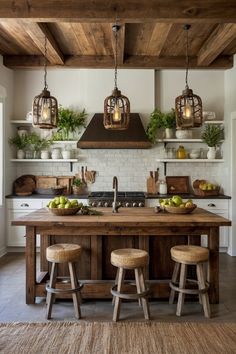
114, 26, 118, 89
185, 25, 190, 89
44, 35, 48, 90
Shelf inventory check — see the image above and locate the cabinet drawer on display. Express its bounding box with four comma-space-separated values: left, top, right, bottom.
7, 199, 43, 210
195, 199, 229, 211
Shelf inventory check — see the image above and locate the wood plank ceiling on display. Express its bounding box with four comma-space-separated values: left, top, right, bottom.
0, 1, 236, 70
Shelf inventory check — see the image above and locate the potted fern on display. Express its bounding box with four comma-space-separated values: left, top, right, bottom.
201, 124, 224, 159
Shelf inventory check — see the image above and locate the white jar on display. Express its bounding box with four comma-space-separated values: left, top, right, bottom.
159, 180, 167, 195
51, 148, 61, 159
41, 150, 50, 159
17, 149, 25, 159
62, 150, 71, 159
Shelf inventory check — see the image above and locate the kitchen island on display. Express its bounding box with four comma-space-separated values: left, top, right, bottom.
12, 207, 231, 305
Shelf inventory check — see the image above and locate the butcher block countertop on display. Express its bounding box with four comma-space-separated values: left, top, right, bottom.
13, 207, 231, 227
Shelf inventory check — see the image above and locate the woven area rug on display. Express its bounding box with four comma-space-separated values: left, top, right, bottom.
0, 322, 236, 354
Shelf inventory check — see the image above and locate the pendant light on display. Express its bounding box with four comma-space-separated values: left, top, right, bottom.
104, 24, 130, 130
175, 24, 203, 129
32, 35, 58, 129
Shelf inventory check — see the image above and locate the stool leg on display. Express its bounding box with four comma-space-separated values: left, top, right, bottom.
196, 263, 211, 318
136, 268, 150, 320
46, 262, 57, 319
113, 267, 125, 322
112, 268, 119, 305
169, 262, 180, 304
176, 263, 187, 316
68, 262, 81, 319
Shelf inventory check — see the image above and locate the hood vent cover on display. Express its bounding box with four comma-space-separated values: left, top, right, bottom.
78, 113, 151, 149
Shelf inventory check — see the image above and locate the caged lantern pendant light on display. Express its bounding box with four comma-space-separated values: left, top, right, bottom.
175, 24, 203, 129
104, 24, 130, 130
32, 35, 58, 129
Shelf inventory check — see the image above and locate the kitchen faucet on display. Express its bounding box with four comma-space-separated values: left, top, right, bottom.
112, 176, 121, 213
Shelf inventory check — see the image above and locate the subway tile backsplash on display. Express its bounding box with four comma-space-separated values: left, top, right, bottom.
15, 145, 226, 193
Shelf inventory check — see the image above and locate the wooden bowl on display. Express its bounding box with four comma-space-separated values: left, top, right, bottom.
164, 204, 197, 214
47, 207, 79, 216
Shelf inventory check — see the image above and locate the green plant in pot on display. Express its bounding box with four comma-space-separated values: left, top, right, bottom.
27, 132, 53, 158
8, 134, 29, 159
57, 106, 87, 140
162, 109, 176, 138
146, 108, 176, 143
72, 178, 86, 194
201, 124, 224, 159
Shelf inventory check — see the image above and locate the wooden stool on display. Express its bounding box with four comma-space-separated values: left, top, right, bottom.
111, 248, 150, 322
169, 245, 211, 318
46, 243, 83, 319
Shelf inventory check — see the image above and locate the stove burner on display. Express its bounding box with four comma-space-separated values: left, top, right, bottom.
88, 191, 145, 208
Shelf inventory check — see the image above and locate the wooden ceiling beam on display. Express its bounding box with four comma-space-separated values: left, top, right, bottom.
198, 23, 236, 66
22, 22, 64, 64
111, 24, 125, 65
0, 1, 236, 23
3, 54, 233, 69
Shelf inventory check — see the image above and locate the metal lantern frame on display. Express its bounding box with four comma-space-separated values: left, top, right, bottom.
32, 36, 58, 129
104, 24, 130, 130
175, 24, 203, 129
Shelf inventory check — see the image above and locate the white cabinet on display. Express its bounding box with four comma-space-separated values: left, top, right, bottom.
6, 198, 43, 247
145, 198, 229, 250
7, 197, 89, 247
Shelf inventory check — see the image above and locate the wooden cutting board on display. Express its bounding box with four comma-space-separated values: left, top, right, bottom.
13, 175, 36, 195
166, 176, 190, 194
146, 172, 157, 194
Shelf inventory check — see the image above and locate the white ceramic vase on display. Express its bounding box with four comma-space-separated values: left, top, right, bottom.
207, 146, 216, 159
17, 149, 25, 159
41, 150, 50, 159
175, 129, 192, 139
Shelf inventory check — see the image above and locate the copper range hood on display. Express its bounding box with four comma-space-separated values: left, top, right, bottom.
77, 113, 151, 149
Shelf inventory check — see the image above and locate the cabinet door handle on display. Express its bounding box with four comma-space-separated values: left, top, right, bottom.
207, 203, 216, 207
20, 203, 29, 207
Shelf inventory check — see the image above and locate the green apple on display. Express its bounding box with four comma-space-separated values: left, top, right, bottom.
58, 203, 65, 208
54, 197, 60, 205
180, 203, 186, 208
60, 196, 67, 204
49, 201, 56, 208
65, 202, 71, 208
171, 195, 182, 206
185, 202, 194, 208
71, 199, 78, 206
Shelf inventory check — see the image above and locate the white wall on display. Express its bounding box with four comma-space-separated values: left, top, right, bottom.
224, 56, 236, 255
0, 56, 14, 256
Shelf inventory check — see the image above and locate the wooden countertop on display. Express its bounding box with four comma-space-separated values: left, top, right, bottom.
12, 207, 231, 227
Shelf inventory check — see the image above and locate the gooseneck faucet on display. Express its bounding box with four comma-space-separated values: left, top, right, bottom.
112, 176, 121, 213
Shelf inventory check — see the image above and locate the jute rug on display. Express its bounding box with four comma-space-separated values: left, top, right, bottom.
0, 322, 236, 354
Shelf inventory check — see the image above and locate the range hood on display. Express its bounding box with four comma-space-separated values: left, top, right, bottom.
77, 113, 152, 149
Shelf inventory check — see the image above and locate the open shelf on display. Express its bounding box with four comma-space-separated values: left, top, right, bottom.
156, 158, 224, 163
11, 120, 32, 124
157, 138, 202, 143
10, 159, 78, 162
204, 120, 224, 124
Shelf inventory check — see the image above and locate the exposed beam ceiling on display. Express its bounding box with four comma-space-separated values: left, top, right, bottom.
0, 1, 236, 70
0, 1, 236, 23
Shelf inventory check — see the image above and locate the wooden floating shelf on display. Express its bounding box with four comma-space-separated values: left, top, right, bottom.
156, 159, 224, 163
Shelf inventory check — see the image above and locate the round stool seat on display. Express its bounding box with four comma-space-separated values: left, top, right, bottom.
111, 248, 149, 269
46, 243, 82, 263
171, 245, 209, 264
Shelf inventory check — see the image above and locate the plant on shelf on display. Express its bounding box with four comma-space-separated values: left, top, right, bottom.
8, 134, 29, 159
201, 124, 224, 159
27, 132, 53, 158
57, 105, 87, 140
146, 108, 176, 143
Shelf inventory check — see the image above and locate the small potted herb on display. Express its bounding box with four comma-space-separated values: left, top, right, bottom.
146, 108, 176, 143
72, 178, 86, 195
162, 109, 176, 138
201, 124, 224, 159
8, 134, 29, 159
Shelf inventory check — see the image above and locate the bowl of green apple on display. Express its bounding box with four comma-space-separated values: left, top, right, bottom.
47, 196, 81, 215
159, 195, 197, 214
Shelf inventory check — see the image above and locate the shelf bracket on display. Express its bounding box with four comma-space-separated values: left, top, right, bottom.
164, 162, 167, 176
70, 162, 73, 172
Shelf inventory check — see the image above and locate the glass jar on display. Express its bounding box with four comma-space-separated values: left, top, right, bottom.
159, 180, 167, 195
176, 145, 186, 159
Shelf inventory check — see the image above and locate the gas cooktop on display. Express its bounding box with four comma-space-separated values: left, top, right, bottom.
88, 191, 145, 208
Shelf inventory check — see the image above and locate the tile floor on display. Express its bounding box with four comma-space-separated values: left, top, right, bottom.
0, 252, 236, 323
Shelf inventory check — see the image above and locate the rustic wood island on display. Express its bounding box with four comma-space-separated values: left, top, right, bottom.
12, 207, 231, 305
